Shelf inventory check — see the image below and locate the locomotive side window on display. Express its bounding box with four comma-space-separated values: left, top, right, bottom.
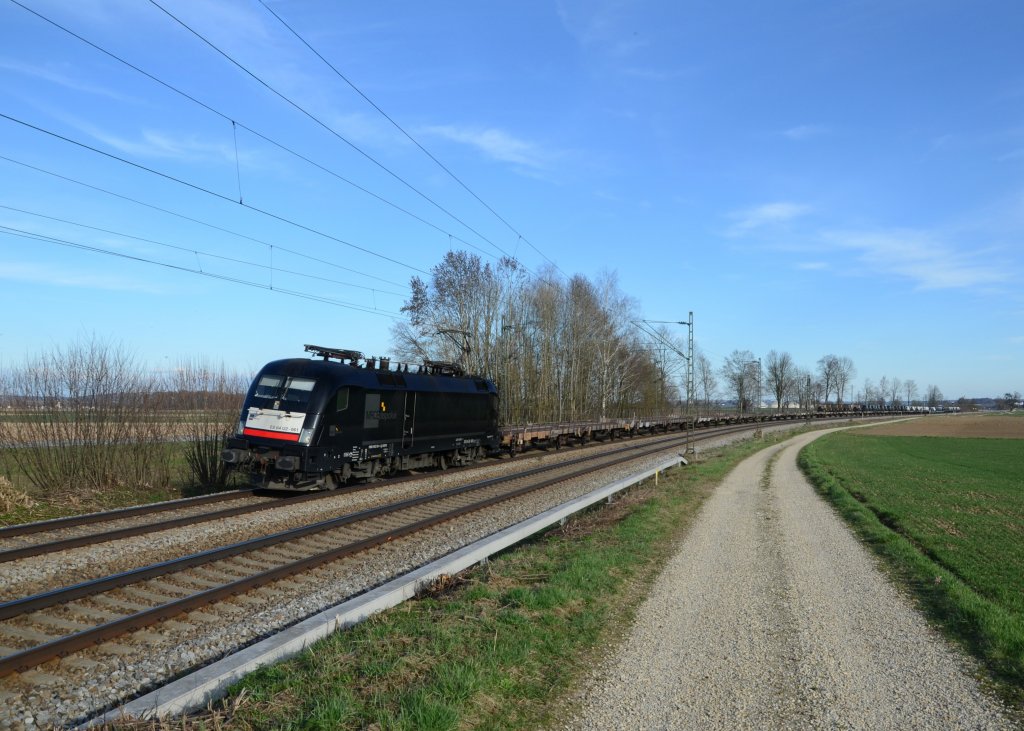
326, 386, 359, 439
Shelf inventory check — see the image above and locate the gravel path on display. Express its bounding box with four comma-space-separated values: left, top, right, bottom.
566, 428, 1015, 730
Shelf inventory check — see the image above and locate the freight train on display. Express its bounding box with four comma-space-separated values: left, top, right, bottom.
223, 345, 917, 491
221, 345, 500, 490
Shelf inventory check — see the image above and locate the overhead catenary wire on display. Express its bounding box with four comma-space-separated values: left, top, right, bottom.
0, 204, 407, 298
256, 0, 570, 281
7, 0, 504, 265
0, 225, 402, 319
147, 0, 530, 269
0, 154, 409, 290
0, 111, 430, 276
7, 0, 572, 332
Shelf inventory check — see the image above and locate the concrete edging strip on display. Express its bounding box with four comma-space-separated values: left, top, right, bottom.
94, 454, 685, 725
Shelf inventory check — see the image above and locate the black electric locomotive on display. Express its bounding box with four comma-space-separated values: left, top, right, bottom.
222, 345, 500, 490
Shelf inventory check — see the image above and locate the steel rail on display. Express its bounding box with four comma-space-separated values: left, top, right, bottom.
0, 488, 258, 539
0, 435, 691, 676
0, 430, 697, 621
1, 488, 320, 563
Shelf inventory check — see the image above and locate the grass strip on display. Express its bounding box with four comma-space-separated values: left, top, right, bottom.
101, 431, 794, 730
798, 432, 1024, 706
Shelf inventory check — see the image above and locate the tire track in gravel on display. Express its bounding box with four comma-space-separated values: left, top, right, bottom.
565, 428, 1015, 730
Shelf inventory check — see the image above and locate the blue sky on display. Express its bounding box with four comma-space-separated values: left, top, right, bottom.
0, 0, 1021, 399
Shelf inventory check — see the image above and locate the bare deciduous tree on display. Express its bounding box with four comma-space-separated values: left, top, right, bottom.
863, 378, 877, 407
764, 350, 796, 412
817, 355, 840, 403
878, 376, 890, 408
889, 377, 903, 407
904, 379, 919, 406
721, 350, 757, 414
790, 368, 814, 410
695, 351, 718, 418
835, 356, 856, 404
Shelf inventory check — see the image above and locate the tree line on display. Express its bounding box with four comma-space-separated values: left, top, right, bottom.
391, 251, 673, 424
394, 251, 969, 421
702, 350, 946, 415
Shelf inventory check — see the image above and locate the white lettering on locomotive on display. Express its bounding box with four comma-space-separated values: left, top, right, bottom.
245, 407, 305, 435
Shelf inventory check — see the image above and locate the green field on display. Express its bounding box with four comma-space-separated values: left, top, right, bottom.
799, 432, 1024, 695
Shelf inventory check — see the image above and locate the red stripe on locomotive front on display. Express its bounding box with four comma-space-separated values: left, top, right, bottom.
243, 427, 301, 442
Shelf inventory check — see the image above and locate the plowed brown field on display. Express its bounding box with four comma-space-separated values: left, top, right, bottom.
855, 414, 1024, 439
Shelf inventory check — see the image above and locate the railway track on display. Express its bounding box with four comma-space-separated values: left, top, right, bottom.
0, 481, 403, 564
0, 414, 871, 566
0, 489, 284, 563
0, 429, 706, 678
0, 423, 712, 565
0, 417, 871, 727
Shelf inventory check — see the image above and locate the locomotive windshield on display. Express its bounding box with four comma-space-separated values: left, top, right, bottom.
253, 375, 316, 408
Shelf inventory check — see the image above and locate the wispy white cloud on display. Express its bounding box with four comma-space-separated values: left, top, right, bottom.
783, 124, 826, 140
796, 261, 828, 270
77, 123, 238, 164
823, 229, 1011, 290
174, 0, 274, 46
329, 112, 407, 149
728, 201, 812, 234
556, 0, 664, 66
556, 0, 631, 49
0, 59, 138, 103
0, 261, 160, 293
422, 125, 553, 169
27, 0, 143, 20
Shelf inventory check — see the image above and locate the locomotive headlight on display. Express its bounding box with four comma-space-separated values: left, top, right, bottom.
297, 415, 318, 445
235, 419, 245, 436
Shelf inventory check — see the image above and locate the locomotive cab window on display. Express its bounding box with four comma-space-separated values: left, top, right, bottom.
335, 387, 350, 412
254, 375, 284, 398
253, 375, 316, 408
